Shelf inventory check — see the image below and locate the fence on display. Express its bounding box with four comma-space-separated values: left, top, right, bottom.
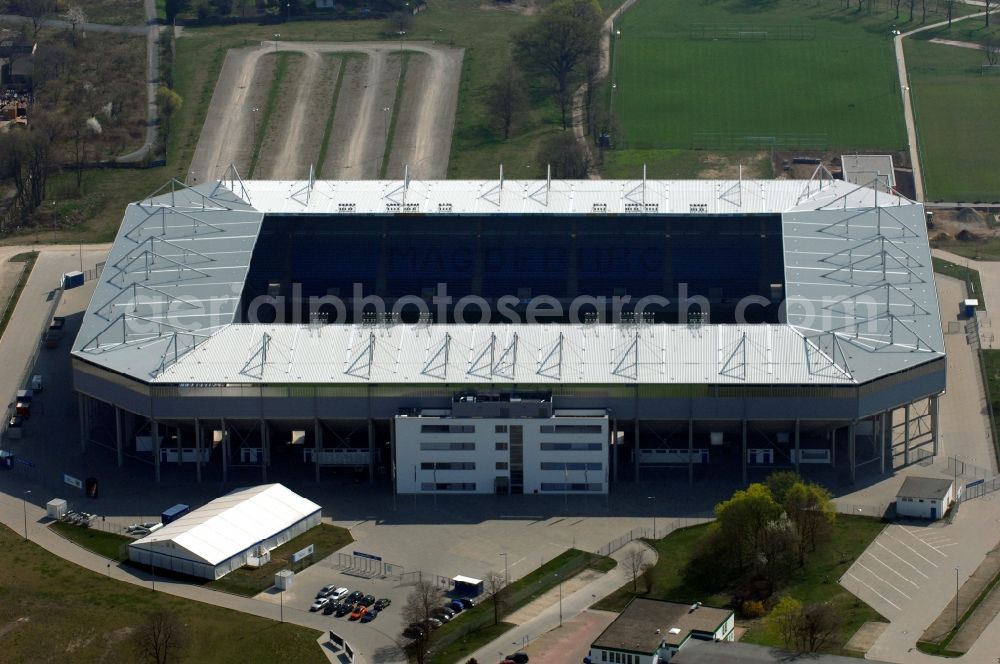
961, 476, 1000, 501
691, 131, 829, 150
594, 516, 712, 557
947, 456, 995, 482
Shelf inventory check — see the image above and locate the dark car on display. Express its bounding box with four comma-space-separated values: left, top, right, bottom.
448, 600, 465, 613
335, 601, 355, 617
402, 625, 424, 640
360, 608, 378, 623
323, 601, 340, 616
361, 594, 376, 607
457, 597, 475, 609
347, 590, 364, 603
506, 654, 529, 664
430, 607, 453, 622
374, 598, 392, 611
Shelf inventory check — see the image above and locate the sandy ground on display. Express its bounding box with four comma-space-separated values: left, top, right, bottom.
187, 41, 464, 184
253, 52, 307, 177
385, 53, 430, 178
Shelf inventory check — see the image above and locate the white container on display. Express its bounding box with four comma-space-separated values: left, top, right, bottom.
275, 569, 294, 590
47, 498, 68, 519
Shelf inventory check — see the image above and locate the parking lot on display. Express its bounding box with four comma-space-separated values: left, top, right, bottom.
842, 522, 955, 616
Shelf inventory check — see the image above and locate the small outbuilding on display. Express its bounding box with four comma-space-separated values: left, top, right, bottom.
128, 483, 321, 580
896, 476, 955, 520
590, 598, 734, 664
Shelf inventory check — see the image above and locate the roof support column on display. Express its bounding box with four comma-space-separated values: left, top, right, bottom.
687, 419, 694, 485
794, 419, 800, 475
78, 393, 88, 452
831, 427, 836, 469
849, 420, 857, 484
390, 416, 397, 509
931, 394, 940, 458
115, 406, 124, 468
904, 404, 911, 466
611, 416, 618, 485
152, 419, 160, 483
741, 419, 748, 487
314, 418, 322, 483
880, 411, 888, 475
221, 418, 228, 484
260, 420, 268, 482
176, 425, 182, 467
368, 418, 375, 483
633, 418, 640, 482
194, 418, 202, 483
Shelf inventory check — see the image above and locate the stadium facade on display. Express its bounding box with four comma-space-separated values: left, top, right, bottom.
71, 172, 945, 494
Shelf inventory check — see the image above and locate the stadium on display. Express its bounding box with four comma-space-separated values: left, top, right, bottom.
71, 170, 945, 494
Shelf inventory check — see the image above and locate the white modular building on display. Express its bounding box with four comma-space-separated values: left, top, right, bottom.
127, 483, 321, 579
895, 476, 955, 520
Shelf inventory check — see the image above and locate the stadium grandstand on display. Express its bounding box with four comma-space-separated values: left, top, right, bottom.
71, 169, 944, 494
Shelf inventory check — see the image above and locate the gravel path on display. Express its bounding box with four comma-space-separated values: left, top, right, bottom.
269, 51, 323, 179
187, 41, 463, 184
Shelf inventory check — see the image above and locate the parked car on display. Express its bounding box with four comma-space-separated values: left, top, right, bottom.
30, 374, 43, 392
330, 587, 350, 602
317, 584, 338, 598
430, 607, 453, 622
350, 605, 368, 621
448, 600, 465, 613
360, 609, 378, 623
506, 653, 529, 664
373, 598, 392, 611
422, 617, 443, 629
457, 597, 475, 609
402, 625, 424, 640
361, 594, 376, 607
335, 601, 355, 617
323, 601, 340, 616
309, 597, 329, 612
347, 590, 364, 603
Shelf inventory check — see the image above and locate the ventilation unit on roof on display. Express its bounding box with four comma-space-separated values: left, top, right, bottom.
402, 203, 420, 212
438, 203, 453, 213
689, 203, 708, 213
624, 203, 642, 213
386, 202, 402, 213
644, 203, 659, 212
337, 203, 356, 213
592, 202, 608, 213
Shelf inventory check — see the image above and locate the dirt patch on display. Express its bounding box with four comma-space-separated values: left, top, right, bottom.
479, 0, 538, 15
321, 55, 369, 179
699, 151, 771, 179
957, 229, 982, 243
334, 50, 402, 180
386, 53, 431, 178
254, 52, 307, 178
0, 617, 30, 638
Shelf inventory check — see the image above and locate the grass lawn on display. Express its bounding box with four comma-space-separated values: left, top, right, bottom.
594, 516, 886, 655
601, 149, 774, 180
0, 251, 37, 340
49, 521, 133, 561
933, 256, 987, 309
906, 39, 1000, 203
0, 524, 326, 663
426, 548, 616, 664
981, 349, 1000, 443
611, 0, 907, 152
206, 523, 353, 597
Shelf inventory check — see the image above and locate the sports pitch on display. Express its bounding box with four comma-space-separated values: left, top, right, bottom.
612, 0, 908, 151
907, 40, 1000, 203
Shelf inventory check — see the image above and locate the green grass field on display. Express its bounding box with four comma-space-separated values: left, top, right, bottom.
0, 525, 326, 663
593, 516, 886, 655
906, 40, 1000, 203
49, 521, 134, 561
611, 0, 908, 152
933, 256, 987, 309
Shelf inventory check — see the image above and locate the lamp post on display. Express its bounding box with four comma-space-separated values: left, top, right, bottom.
22, 490, 31, 541
647, 495, 656, 538
250, 106, 259, 149
273, 33, 280, 51
151, 561, 156, 592
955, 566, 960, 629
280, 589, 284, 623
380, 106, 391, 176
555, 573, 562, 627
107, 563, 111, 578
499, 552, 509, 586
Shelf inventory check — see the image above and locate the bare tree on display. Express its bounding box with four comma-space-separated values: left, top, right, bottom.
132, 611, 188, 664
798, 602, 841, 652
623, 547, 646, 592
483, 570, 508, 625
487, 63, 527, 141
537, 131, 590, 178
63, 4, 87, 45
401, 580, 442, 664
386, 9, 414, 35
640, 561, 655, 593
986, 35, 1000, 66
987, 0, 993, 27
946, 0, 956, 27
8, 0, 56, 37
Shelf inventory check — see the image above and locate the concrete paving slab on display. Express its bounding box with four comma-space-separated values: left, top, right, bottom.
844, 621, 888, 654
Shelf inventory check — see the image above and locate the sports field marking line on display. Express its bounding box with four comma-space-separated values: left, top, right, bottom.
887, 532, 942, 565
876, 541, 931, 579
866, 552, 920, 588
855, 562, 913, 600
847, 573, 902, 611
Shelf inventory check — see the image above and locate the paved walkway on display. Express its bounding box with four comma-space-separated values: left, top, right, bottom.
933, 248, 1000, 349
466, 540, 658, 664
928, 37, 984, 50
893, 10, 986, 202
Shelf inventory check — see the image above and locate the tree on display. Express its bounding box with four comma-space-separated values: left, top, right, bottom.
483, 570, 507, 626
401, 580, 442, 664
765, 470, 801, 505
157, 87, 184, 119
640, 561, 655, 593
987, 0, 993, 27
132, 611, 188, 664
514, 0, 601, 129
8, 0, 56, 37
756, 514, 800, 592
536, 131, 590, 178
487, 63, 527, 141
714, 483, 783, 574
987, 35, 1000, 66
946, 0, 955, 27
165, 0, 191, 22
623, 547, 647, 592
766, 596, 802, 650
783, 482, 836, 562
63, 4, 87, 43
387, 9, 414, 35
799, 602, 841, 652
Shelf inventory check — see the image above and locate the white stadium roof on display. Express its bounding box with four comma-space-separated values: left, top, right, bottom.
72, 175, 944, 386
129, 483, 320, 566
